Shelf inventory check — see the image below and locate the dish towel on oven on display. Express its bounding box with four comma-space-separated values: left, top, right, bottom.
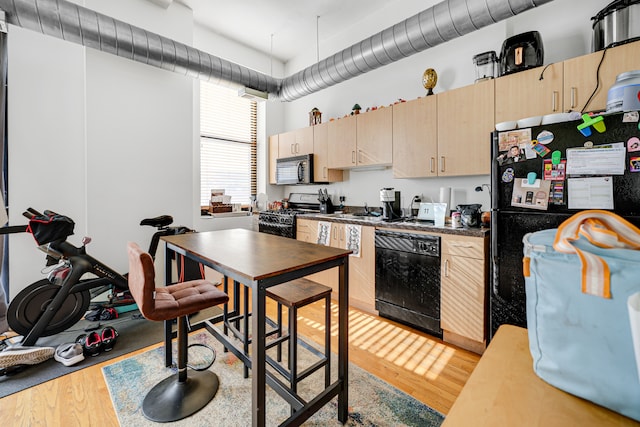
345, 224, 361, 257
317, 221, 331, 246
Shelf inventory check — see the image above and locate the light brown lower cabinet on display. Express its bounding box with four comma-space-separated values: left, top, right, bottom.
296, 219, 376, 314
440, 234, 489, 354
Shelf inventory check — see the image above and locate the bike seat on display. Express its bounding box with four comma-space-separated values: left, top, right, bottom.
140, 215, 173, 228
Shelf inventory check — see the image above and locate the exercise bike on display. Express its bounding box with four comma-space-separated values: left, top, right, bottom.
6, 208, 195, 347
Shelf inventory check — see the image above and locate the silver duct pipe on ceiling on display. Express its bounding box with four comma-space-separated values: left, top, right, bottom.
0, 0, 281, 94
0, 0, 554, 102
280, 0, 554, 101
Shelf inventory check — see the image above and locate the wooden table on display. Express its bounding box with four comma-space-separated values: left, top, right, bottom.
162, 229, 351, 427
443, 324, 640, 426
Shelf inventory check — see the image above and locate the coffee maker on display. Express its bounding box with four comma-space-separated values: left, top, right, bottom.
380, 188, 402, 221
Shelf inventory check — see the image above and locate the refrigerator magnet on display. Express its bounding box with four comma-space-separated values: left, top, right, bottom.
628, 137, 640, 152
623, 111, 639, 123
530, 139, 551, 157
630, 157, 640, 172
502, 167, 514, 183
536, 130, 554, 145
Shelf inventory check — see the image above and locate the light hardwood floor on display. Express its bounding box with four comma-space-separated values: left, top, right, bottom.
0, 298, 480, 426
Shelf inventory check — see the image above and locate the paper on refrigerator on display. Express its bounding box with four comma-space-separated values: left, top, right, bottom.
566, 143, 626, 176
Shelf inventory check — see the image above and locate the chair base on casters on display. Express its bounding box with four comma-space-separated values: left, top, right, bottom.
142, 369, 220, 422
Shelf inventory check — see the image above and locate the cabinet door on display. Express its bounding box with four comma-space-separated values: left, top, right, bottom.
278, 127, 313, 157
328, 116, 357, 169
441, 253, 485, 342
313, 122, 343, 183
393, 96, 438, 178
356, 107, 393, 166
295, 126, 314, 155
278, 130, 296, 157
348, 226, 376, 313
564, 40, 640, 112
268, 134, 278, 184
296, 219, 334, 290
437, 80, 494, 176
495, 63, 563, 123
296, 218, 317, 243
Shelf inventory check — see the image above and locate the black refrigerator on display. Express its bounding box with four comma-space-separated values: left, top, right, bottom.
490, 111, 640, 339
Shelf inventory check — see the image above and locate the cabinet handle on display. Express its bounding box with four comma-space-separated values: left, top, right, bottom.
290, 143, 294, 154
444, 259, 450, 278
552, 91, 558, 112
430, 157, 435, 173
440, 156, 445, 173
451, 243, 474, 248
570, 87, 577, 109
295, 142, 300, 153
352, 151, 356, 164
358, 150, 363, 164
323, 166, 327, 178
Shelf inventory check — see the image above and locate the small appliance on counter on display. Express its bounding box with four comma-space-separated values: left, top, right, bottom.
592, 0, 640, 51
379, 188, 403, 221
499, 31, 544, 76
457, 204, 482, 228
473, 51, 498, 82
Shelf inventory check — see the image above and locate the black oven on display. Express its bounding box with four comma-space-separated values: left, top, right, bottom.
257, 192, 325, 239
258, 210, 297, 239
375, 230, 442, 337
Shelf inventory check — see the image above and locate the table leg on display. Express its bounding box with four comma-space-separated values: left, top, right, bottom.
251, 279, 266, 427
164, 245, 173, 367
338, 259, 349, 423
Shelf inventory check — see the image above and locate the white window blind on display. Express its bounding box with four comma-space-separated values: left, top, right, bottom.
200, 82, 256, 206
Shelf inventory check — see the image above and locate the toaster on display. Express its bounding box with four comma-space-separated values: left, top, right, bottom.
500, 31, 544, 76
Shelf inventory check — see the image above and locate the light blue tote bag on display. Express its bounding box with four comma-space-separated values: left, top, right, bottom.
523, 210, 640, 421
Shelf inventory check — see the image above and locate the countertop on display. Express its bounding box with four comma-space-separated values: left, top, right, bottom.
298, 213, 489, 238
442, 325, 640, 426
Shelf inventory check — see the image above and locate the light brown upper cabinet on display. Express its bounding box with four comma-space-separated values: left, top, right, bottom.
312, 122, 343, 183
393, 96, 438, 178
278, 126, 313, 157
327, 115, 357, 169
268, 134, 278, 185
328, 107, 393, 169
437, 79, 494, 176
495, 62, 563, 124
355, 107, 393, 167
563, 40, 640, 113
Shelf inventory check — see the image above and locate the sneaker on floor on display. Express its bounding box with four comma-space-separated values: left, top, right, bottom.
54, 343, 85, 367
76, 332, 102, 357
0, 346, 55, 368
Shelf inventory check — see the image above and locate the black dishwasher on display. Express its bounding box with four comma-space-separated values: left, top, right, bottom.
375, 230, 442, 337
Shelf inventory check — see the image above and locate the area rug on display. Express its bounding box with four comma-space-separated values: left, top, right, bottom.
0, 307, 220, 398
103, 331, 445, 426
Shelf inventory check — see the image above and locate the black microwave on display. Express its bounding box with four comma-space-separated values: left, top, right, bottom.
276, 154, 314, 185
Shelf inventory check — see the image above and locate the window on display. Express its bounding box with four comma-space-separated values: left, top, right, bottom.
200, 82, 256, 207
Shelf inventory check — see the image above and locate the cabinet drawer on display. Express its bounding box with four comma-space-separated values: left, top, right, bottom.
442, 235, 485, 259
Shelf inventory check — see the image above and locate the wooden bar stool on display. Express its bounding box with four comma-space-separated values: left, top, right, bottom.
127, 242, 229, 423
265, 278, 332, 398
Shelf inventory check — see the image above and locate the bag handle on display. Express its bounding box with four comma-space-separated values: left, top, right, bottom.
553, 210, 640, 298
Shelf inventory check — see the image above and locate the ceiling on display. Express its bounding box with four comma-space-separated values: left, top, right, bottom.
182, 0, 412, 63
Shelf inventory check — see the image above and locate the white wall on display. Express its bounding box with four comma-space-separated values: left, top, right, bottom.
6, 0, 284, 297
279, 0, 606, 213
